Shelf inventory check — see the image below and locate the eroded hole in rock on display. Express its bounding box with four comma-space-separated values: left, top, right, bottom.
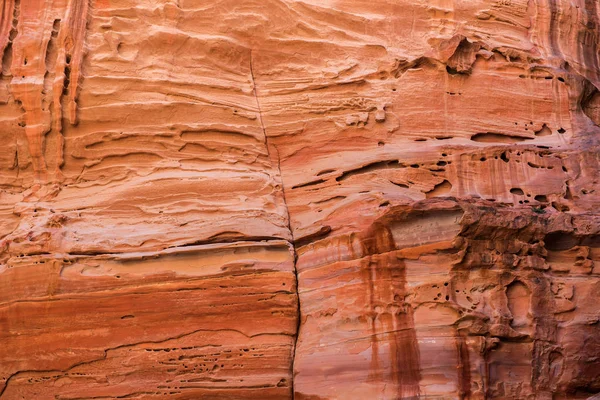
446, 65, 460, 75
582, 85, 600, 125
316, 169, 335, 176
292, 178, 326, 189
534, 124, 553, 137
506, 280, 531, 329
552, 202, 570, 212
549, 351, 564, 381
336, 160, 402, 182
565, 185, 574, 200
62, 64, 71, 95
2, 45, 12, 76
446, 38, 479, 74
425, 180, 452, 198
544, 232, 579, 251
471, 132, 532, 143
44, 20, 61, 72
581, 235, 600, 247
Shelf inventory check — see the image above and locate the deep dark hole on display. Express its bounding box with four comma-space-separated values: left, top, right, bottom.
544, 232, 579, 251
581, 235, 600, 248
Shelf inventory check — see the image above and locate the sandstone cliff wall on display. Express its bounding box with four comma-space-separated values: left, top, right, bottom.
1, 1, 600, 399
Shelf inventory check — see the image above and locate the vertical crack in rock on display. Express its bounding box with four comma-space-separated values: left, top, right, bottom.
249, 49, 301, 398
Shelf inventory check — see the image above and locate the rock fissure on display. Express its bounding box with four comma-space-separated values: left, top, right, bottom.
250, 47, 301, 398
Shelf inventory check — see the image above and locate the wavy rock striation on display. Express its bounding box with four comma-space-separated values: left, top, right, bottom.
1, 0, 600, 399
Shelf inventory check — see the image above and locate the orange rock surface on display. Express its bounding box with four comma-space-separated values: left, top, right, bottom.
1, 0, 600, 399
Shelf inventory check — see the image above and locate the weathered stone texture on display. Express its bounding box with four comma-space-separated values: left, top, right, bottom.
1, 1, 600, 399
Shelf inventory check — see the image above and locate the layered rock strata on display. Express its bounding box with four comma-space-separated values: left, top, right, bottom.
1, 0, 600, 399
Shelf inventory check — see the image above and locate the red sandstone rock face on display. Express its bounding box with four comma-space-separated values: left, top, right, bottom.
1, 1, 600, 399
